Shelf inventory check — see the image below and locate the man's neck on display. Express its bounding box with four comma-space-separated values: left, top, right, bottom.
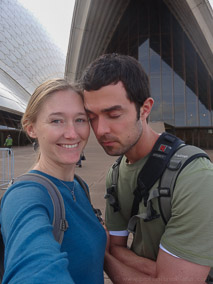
125, 128, 160, 164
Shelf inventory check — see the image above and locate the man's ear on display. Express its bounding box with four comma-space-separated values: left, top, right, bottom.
140, 98, 154, 120
26, 124, 37, 139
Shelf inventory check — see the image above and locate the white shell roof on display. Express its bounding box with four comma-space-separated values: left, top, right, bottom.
0, 0, 66, 115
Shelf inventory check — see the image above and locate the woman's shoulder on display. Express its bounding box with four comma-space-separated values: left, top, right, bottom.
1, 175, 54, 213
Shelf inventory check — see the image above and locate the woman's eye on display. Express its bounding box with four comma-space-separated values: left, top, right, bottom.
51, 119, 62, 124
76, 118, 87, 123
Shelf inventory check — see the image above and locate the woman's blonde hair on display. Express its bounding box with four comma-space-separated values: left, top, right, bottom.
21, 78, 83, 132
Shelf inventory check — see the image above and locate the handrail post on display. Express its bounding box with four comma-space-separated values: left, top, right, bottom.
0, 148, 14, 189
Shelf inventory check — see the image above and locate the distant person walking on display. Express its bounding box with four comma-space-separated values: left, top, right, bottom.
4, 135, 13, 149
4, 135, 13, 154
76, 152, 86, 168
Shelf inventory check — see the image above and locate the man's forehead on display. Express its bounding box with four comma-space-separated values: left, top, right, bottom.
83, 83, 131, 113
85, 104, 122, 114
83, 90, 120, 105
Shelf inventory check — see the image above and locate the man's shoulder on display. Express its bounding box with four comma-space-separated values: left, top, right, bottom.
177, 154, 213, 178
173, 155, 213, 203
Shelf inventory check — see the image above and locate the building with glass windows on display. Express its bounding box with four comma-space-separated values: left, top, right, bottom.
0, 0, 65, 146
65, 0, 213, 148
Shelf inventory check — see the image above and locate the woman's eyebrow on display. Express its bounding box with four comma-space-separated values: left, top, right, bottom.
48, 112, 63, 116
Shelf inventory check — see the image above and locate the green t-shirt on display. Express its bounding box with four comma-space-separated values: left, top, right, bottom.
4, 137, 13, 147
105, 155, 213, 267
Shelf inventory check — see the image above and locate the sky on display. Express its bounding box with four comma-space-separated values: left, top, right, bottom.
18, 0, 75, 55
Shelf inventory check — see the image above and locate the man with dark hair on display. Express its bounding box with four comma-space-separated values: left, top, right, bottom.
81, 53, 213, 283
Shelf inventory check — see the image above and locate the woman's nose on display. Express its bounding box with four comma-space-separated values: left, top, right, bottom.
64, 124, 78, 139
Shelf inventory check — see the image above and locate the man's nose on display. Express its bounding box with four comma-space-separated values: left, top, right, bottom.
95, 117, 110, 137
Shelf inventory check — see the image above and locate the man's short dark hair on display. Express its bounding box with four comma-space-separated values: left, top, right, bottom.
81, 53, 151, 114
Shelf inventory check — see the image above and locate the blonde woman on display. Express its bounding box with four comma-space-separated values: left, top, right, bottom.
0, 79, 106, 283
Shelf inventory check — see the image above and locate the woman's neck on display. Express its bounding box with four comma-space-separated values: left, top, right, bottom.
33, 161, 75, 181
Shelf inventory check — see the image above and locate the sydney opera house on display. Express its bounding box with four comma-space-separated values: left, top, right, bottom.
0, 0, 65, 146
0, 0, 213, 148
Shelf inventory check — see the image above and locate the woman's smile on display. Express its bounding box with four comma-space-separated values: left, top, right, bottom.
59, 143, 79, 149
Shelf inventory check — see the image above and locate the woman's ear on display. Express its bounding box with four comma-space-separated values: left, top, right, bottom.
140, 98, 154, 120
26, 124, 37, 139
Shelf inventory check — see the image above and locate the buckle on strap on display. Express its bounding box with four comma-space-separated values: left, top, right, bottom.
134, 180, 148, 202
159, 187, 170, 197
93, 208, 104, 224
143, 200, 160, 222
60, 219, 69, 232
105, 185, 120, 212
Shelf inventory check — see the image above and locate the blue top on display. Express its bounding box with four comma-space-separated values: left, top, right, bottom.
0, 170, 106, 284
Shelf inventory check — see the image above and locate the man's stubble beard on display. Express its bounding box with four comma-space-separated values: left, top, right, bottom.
100, 119, 143, 157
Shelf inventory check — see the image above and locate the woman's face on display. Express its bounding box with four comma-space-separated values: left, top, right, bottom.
28, 89, 90, 168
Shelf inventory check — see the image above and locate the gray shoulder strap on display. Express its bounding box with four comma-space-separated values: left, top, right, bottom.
74, 174, 104, 224
104, 156, 123, 212
74, 174, 91, 202
11, 173, 68, 244
159, 145, 210, 224
6, 173, 91, 243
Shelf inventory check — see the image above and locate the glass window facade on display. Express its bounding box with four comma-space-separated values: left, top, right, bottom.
106, 0, 213, 147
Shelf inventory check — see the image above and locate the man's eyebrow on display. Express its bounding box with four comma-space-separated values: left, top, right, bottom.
85, 105, 122, 114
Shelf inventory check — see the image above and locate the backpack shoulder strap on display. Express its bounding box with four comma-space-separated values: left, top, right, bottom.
159, 145, 210, 224
10, 173, 68, 244
0, 173, 102, 282
104, 155, 123, 212
131, 132, 184, 219
0, 172, 68, 283
74, 174, 91, 202
75, 174, 103, 224
106, 132, 184, 214
127, 145, 210, 233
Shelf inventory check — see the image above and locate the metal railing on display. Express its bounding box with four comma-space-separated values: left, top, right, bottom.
0, 148, 14, 188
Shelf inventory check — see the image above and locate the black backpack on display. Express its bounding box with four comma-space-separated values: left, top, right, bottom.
0, 172, 102, 283
105, 132, 213, 283
105, 132, 210, 224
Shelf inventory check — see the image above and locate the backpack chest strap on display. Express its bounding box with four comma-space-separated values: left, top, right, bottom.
128, 188, 161, 233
